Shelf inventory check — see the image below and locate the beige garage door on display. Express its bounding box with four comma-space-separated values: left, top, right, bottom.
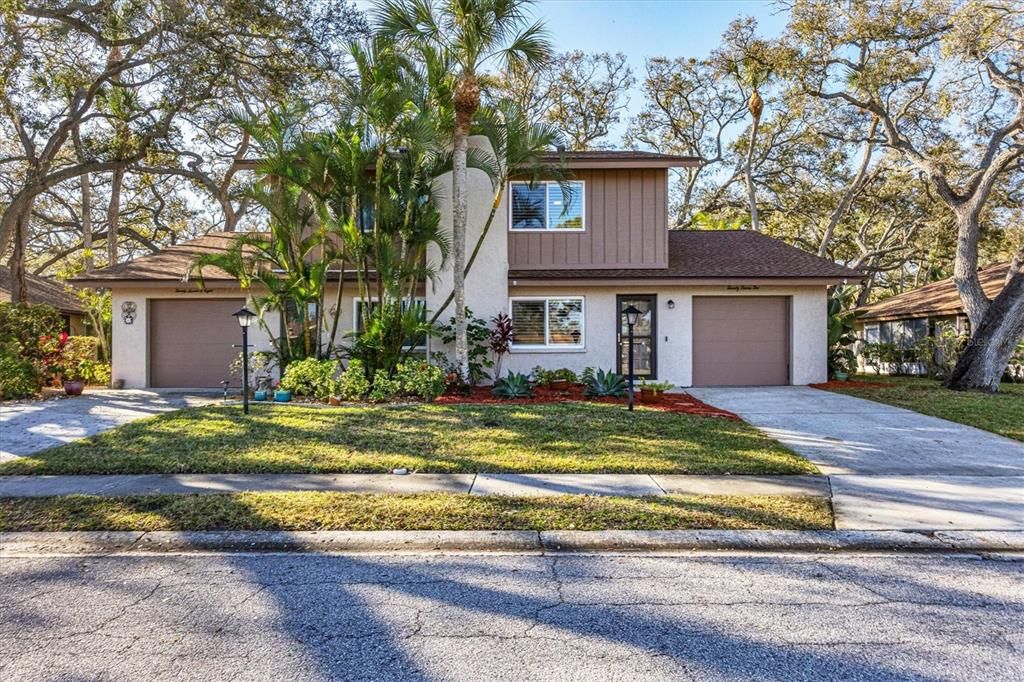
149, 299, 245, 388
692, 296, 790, 386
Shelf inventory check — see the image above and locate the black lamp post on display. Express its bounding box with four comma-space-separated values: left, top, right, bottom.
232, 306, 257, 415
622, 304, 642, 411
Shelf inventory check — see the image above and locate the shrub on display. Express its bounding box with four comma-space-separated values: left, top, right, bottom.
0, 303, 64, 361
337, 360, 371, 400
492, 371, 533, 399
369, 369, 401, 403
532, 366, 579, 386
0, 352, 40, 400
583, 368, 627, 397
396, 361, 445, 402
68, 359, 111, 385
279, 358, 339, 398
914, 328, 966, 380
437, 308, 493, 385
62, 336, 99, 364
230, 350, 277, 390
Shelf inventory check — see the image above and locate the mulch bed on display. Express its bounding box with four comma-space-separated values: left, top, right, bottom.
810, 379, 891, 390
435, 384, 741, 420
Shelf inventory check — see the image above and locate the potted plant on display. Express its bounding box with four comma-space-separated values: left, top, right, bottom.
548, 368, 577, 390
254, 376, 272, 401
60, 363, 86, 396
639, 380, 673, 404
273, 381, 292, 402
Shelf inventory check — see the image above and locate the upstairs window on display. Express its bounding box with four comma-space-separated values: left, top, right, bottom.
509, 181, 585, 231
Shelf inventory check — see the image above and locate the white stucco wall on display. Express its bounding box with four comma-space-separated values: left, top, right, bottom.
426, 136, 510, 359
110, 286, 277, 389
501, 284, 828, 387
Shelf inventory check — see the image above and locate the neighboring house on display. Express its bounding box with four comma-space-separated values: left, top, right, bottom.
854, 263, 1010, 374
72, 148, 859, 389
1, 266, 87, 335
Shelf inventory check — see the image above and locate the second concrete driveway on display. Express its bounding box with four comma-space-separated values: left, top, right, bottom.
688, 387, 1024, 531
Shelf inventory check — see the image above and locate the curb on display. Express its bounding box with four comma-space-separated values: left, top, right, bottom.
2, 530, 1022, 556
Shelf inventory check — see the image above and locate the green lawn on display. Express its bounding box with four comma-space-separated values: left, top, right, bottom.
0, 402, 815, 475
822, 376, 1024, 442
0, 492, 833, 532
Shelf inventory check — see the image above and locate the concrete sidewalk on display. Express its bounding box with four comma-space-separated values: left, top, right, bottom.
0, 472, 829, 498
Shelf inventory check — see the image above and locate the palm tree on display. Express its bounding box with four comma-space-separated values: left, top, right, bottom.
374, 0, 552, 381
430, 98, 566, 322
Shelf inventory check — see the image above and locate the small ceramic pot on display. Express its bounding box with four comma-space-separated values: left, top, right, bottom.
63, 380, 85, 396
110, 378, 125, 390
328, 396, 342, 406
834, 372, 849, 382
254, 390, 268, 401
274, 389, 292, 402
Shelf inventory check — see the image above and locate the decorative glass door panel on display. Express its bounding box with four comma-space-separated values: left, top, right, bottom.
617, 295, 656, 379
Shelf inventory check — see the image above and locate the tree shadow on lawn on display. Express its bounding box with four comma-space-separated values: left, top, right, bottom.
0, 403, 814, 476
7, 549, 1015, 679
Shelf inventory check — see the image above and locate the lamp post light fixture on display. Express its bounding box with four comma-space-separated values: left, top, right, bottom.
622, 304, 642, 411
232, 306, 257, 415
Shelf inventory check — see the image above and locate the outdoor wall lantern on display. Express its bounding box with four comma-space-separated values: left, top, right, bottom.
121, 301, 137, 325
232, 306, 257, 415
666, 299, 675, 310
622, 304, 642, 412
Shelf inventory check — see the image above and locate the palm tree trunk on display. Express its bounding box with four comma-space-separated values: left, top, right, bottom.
452, 113, 472, 380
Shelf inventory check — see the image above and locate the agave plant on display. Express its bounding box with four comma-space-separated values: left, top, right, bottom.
583, 368, 627, 398
492, 371, 533, 399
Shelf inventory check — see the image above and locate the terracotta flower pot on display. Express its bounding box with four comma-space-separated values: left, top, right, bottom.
328, 396, 342, 406
63, 380, 85, 396
639, 388, 663, 404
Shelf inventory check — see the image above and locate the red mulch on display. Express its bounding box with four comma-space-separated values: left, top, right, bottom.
810, 379, 892, 390
435, 384, 741, 420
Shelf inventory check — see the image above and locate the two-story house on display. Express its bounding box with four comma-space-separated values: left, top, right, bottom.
73, 147, 859, 389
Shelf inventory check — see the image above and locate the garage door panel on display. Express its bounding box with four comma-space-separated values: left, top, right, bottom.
692, 297, 789, 387
149, 299, 245, 388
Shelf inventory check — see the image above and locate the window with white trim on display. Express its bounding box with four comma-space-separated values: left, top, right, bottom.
509, 181, 585, 231
509, 297, 585, 348
353, 298, 427, 348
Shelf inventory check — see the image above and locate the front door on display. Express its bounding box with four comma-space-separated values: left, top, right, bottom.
617, 295, 656, 379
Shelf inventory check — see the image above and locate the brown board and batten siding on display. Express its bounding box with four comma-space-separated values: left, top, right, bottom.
507, 168, 668, 270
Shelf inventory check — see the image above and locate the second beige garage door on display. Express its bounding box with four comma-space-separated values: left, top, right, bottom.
149, 299, 245, 388
692, 296, 790, 386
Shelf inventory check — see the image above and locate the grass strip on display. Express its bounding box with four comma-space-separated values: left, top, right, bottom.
0, 402, 816, 476
0, 492, 833, 532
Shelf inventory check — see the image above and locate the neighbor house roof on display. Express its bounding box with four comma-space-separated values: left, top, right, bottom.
70, 232, 266, 285
0, 267, 84, 314
509, 230, 862, 282
856, 263, 1010, 322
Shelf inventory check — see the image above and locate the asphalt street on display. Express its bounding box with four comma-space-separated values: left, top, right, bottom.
1, 551, 1021, 681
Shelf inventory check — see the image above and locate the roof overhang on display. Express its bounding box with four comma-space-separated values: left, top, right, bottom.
509, 277, 850, 288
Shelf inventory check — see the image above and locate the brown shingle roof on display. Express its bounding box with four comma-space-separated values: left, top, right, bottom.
0, 267, 84, 314
856, 263, 1010, 322
70, 232, 267, 284
536, 150, 701, 168
509, 230, 862, 281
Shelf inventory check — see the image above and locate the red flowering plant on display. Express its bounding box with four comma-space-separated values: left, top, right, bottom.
38, 332, 70, 384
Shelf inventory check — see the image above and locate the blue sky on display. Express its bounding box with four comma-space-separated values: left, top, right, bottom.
534, 0, 786, 140
355, 0, 788, 141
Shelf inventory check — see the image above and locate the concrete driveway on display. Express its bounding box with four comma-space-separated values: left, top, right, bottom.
0, 390, 217, 461
688, 386, 1024, 531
